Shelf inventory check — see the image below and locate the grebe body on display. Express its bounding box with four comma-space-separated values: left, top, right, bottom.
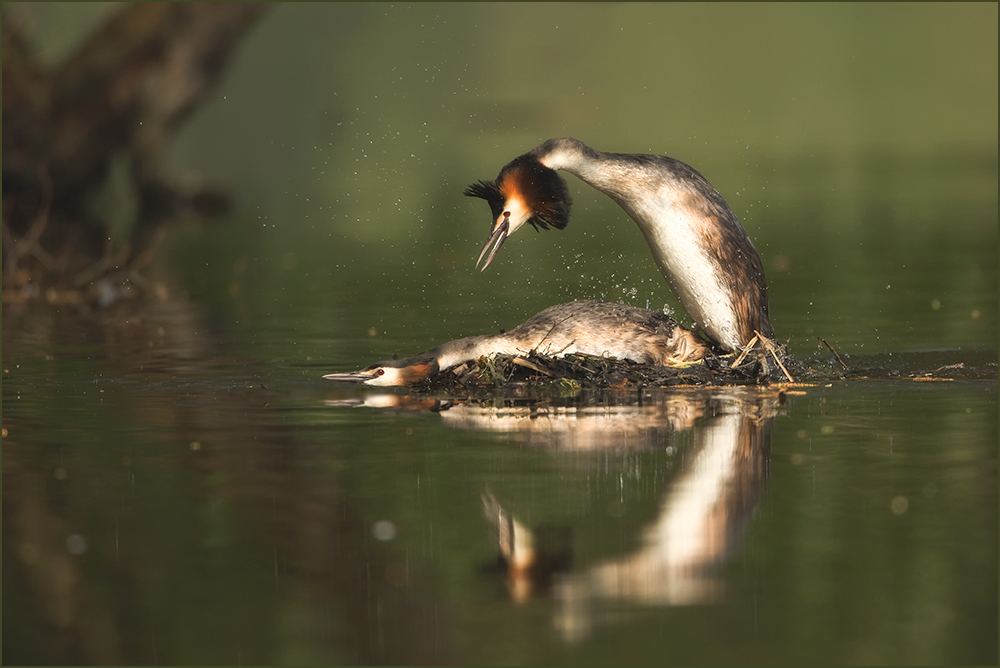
324, 300, 707, 387
465, 138, 773, 352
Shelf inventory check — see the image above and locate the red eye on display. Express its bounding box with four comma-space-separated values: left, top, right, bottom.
375, 368, 385, 376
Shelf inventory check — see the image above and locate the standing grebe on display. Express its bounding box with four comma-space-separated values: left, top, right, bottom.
464, 138, 773, 352
324, 300, 707, 387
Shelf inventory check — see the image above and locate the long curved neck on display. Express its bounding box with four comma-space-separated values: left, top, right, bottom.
531, 138, 772, 351
531, 138, 607, 187
429, 333, 515, 371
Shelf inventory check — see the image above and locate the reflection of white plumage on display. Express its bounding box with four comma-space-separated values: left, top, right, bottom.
552, 389, 774, 642
482, 493, 573, 603
466, 138, 773, 352
324, 300, 706, 387
482, 493, 536, 574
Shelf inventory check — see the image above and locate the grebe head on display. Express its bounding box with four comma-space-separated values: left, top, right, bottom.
464, 153, 572, 270
323, 356, 438, 387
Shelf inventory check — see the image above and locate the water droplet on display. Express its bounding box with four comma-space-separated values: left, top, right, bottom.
372, 520, 397, 541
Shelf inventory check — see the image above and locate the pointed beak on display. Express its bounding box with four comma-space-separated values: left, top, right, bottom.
476, 213, 510, 271
323, 369, 380, 384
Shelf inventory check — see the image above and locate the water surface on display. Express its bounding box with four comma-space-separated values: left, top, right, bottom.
3, 297, 996, 664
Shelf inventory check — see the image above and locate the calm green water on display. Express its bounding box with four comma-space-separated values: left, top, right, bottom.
3, 3, 998, 665
2, 327, 997, 664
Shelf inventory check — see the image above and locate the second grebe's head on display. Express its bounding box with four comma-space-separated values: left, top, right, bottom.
323, 356, 438, 387
464, 153, 572, 270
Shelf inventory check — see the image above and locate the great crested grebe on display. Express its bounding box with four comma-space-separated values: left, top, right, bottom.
323, 300, 707, 387
464, 138, 773, 352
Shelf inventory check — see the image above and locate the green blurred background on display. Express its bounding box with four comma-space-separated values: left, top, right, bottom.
6, 2, 997, 358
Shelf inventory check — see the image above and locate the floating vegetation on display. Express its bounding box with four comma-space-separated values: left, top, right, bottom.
417, 345, 790, 395
412, 345, 996, 398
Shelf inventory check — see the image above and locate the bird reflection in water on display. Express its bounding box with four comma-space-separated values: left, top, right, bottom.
552, 389, 773, 643
325, 387, 777, 642
481, 492, 573, 604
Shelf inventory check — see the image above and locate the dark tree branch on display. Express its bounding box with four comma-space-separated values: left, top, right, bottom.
2, 3, 268, 295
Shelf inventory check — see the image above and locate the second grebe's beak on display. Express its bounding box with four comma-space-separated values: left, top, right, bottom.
476, 213, 510, 271
322, 369, 384, 384
323, 360, 436, 387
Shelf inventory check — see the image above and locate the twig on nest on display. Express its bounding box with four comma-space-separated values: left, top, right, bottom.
755, 330, 794, 383
818, 337, 848, 370
512, 356, 551, 376
731, 334, 759, 368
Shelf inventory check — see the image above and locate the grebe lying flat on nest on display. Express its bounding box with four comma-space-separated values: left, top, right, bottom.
323, 300, 707, 387
465, 138, 773, 352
